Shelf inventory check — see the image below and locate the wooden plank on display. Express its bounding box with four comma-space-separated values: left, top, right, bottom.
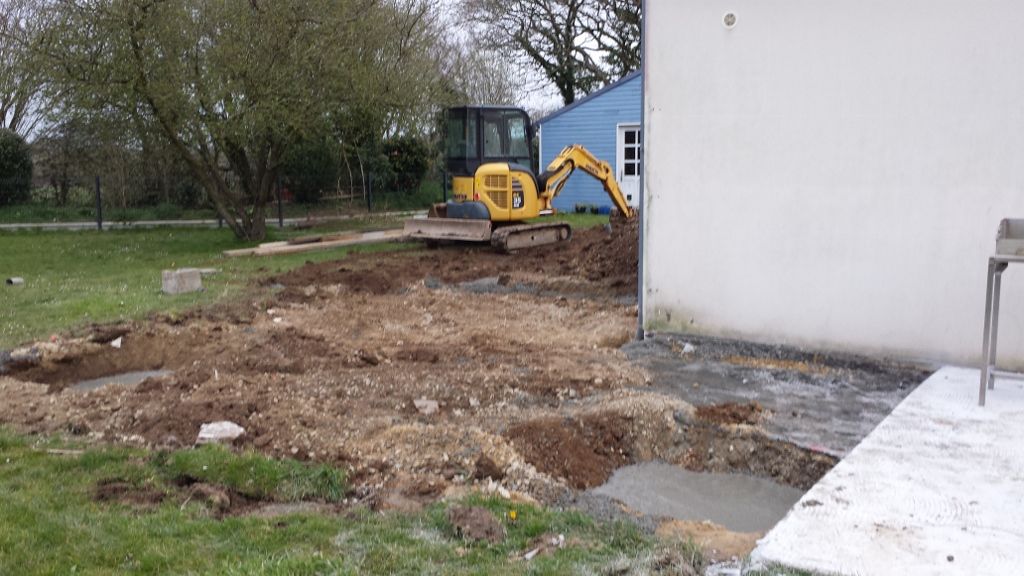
286, 231, 363, 246
222, 241, 291, 257
249, 229, 406, 257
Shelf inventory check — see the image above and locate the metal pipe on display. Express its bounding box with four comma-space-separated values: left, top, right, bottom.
635, 0, 649, 341
277, 175, 284, 229
95, 176, 103, 231
980, 258, 996, 405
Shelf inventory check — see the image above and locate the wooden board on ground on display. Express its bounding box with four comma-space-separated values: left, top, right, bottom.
285, 230, 385, 246
222, 241, 290, 258
231, 229, 406, 257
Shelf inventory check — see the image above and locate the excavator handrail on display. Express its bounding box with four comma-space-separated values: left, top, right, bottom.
539, 145, 635, 219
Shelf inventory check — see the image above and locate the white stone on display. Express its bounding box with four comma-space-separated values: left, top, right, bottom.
162, 268, 202, 295
196, 421, 245, 444
414, 398, 439, 416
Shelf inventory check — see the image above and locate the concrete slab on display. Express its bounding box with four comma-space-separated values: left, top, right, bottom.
752, 367, 1024, 575
162, 268, 202, 294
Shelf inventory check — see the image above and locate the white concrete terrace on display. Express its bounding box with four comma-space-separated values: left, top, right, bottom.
751, 367, 1024, 575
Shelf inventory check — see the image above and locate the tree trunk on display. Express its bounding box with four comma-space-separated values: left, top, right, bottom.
356, 149, 367, 206
340, 140, 354, 202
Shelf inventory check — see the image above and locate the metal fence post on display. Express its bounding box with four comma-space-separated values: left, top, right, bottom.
367, 174, 373, 213
95, 176, 103, 231
276, 175, 284, 229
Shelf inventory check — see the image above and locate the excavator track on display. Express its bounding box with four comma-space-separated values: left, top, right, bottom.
490, 222, 573, 252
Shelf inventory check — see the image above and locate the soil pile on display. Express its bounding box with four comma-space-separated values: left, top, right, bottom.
269, 220, 639, 299
575, 216, 639, 286
506, 414, 633, 489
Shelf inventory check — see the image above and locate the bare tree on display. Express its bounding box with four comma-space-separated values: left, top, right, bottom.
0, 0, 48, 136
441, 41, 528, 106
461, 0, 596, 105
581, 0, 641, 78
460, 0, 641, 106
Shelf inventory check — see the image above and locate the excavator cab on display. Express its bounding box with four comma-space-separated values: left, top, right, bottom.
444, 106, 549, 222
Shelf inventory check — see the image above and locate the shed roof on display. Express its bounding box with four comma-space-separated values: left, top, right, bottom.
535, 71, 642, 126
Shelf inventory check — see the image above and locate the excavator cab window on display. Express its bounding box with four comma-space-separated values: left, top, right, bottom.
481, 109, 532, 169
445, 106, 535, 177
446, 111, 477, 163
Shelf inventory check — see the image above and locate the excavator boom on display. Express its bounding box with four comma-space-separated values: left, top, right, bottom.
540, 145, 635, 219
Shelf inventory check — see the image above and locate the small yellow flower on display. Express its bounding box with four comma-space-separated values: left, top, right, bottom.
508, 509, 518, 522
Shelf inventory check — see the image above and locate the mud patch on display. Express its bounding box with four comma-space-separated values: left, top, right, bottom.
695, 402, 765, 426
447, 505, 505, 544
71, 370, 173, 393
473, 454, 505, 481
9, 330, 200, 393
506, 414, 633, 489
246, 502, 338, 519
94, 479, 166, 507
173, 480, 266, 517
677, 424, 835, 490
625, 334, 932, 456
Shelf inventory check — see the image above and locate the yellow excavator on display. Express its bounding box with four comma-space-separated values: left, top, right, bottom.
404, 106, 635, 251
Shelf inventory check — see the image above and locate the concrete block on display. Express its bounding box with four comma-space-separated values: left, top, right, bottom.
162, 268, 202, 295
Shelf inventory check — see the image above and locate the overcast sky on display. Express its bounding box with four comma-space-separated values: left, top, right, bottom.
434, 0, 563, 114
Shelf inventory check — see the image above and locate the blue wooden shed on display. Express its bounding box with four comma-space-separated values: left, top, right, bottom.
536, 71, 642, 213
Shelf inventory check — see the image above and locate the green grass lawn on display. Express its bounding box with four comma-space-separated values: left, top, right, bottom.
0, 430, 696, 575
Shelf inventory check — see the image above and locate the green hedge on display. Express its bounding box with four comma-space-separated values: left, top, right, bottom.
0, 129, 32, 206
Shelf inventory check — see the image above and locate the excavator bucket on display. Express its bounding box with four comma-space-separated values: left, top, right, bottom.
403, 217, 493, 242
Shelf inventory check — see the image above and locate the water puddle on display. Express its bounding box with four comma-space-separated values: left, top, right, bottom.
71, 370, 173, 392
592, 461, 805, 533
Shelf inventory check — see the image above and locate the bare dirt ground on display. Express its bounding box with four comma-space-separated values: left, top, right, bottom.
0, 219, 914, 538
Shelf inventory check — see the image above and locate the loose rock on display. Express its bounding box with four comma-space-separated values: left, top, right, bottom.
197, 421, 246, 444
414, 398, 439, 416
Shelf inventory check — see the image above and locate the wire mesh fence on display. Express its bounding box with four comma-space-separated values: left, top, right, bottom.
1, 168, 446, 228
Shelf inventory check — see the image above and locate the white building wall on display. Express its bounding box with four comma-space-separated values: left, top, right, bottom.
644, 0, 1024, 365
